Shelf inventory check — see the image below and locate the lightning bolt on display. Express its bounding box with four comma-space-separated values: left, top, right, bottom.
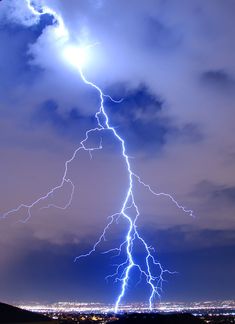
1, 0, 193, 312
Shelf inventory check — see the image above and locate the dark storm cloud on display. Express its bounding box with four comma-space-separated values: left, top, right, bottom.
200, 70, 235, 91
195, 180, 235, 205
106, 85, 204, 154
212, 186, 235, 202
143, 225, 235, 253
0, 23, 38, 87
106, 85, 168, 153
33, 99, 97, 141
32, 85, 204, 155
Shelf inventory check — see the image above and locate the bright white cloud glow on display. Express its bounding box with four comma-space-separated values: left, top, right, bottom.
63, 45, 88, 69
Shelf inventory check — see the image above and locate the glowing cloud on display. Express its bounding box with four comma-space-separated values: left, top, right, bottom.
63, 45, 89, 69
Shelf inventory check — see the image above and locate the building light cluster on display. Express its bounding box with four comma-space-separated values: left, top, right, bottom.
17, 300, 235, 315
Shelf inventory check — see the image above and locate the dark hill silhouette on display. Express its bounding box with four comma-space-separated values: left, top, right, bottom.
0, 302, 53, 323
116, 313, 205, 324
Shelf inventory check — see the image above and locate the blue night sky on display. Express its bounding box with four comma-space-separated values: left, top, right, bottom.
0, 0, 235, 305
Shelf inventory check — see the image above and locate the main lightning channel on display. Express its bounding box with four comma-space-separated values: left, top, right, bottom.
1, 0, 194, 312
76, 68, 191, 312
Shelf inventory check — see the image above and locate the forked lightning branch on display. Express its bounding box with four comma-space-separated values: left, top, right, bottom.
1, 0, 193, 313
